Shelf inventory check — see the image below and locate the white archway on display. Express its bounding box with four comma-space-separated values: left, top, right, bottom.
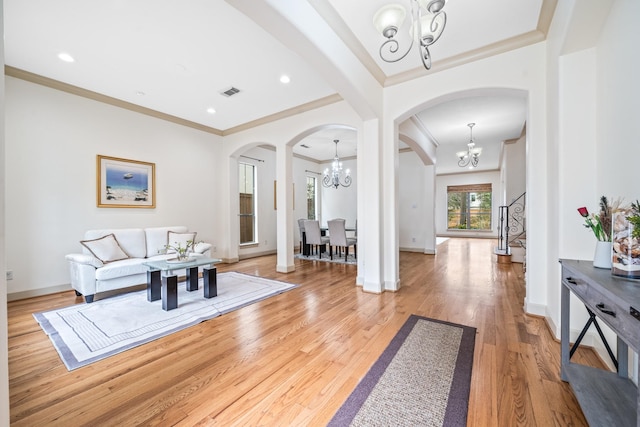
224, 123, 359, 274
389, 86, 529, 290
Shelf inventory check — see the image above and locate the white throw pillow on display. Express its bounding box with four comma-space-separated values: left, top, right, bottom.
80, 234, 129, 263
166, 231, 197, 253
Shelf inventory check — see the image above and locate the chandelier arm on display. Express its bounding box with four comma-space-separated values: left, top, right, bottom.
458, 157, 471, 168
379, 36, 415, 64
419, 44, 432, 70
421, 11, 446, 47
321, 174, 332, 188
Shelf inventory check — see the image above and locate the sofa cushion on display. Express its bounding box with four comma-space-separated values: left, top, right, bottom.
167, 231, 197, 253
145, 226, 188, 258
94, 258, 148, 281
84, 228, 147, 259
81, 234, 129, 263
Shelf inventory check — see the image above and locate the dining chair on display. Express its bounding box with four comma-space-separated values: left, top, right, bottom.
304, 220, 330, 259
327, 219, 356, 262
297, 218, 306, 254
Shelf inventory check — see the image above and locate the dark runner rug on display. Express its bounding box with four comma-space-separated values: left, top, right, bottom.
328, 314, 476, 426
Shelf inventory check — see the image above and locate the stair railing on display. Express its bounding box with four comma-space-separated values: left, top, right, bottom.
497, 192, 526, 255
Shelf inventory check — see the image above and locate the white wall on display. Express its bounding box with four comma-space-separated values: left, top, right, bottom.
503, 135, 526, 205
435, 171, 502, 238
398, 150, 435, 252
5, 76, 221, 297
595, 0, 639, 201
236, 146, 278, 259
1, 0, 10, 418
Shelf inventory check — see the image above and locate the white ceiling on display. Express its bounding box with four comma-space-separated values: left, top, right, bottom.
4, 0, 545, 167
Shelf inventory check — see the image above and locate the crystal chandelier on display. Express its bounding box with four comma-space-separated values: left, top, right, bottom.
457, 123, 482, 168
373, 0, 448, 71
323, 140, 352, 189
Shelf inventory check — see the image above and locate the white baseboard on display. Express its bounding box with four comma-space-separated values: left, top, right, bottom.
399, 247, 436, 254
8, 284, 72, 302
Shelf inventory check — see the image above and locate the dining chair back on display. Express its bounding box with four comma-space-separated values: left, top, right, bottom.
304, 220, 329, 258
328, 219, 357, 261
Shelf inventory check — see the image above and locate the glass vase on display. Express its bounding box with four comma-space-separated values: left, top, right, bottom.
611, 211, 640, 279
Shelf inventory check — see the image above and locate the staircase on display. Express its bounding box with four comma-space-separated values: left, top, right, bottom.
495, 192, 526, 269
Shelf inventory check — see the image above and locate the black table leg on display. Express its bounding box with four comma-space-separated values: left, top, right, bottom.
147, 270, 161, 301
186, 266, 198, 291
570, 305, 618, 370
204, 266, 217, 298
162, 275, 178, 311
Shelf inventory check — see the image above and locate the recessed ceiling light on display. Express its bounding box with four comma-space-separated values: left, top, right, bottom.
58, 52, 75, 63
206, 107, 216, 114
280, 75, 290, 84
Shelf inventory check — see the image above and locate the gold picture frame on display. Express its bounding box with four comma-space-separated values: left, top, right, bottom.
97, 155, 156, 208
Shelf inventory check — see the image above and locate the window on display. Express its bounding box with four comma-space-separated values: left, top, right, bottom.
447, 184, 492, 230
239, 163, 257, 244
306, 176, 317, 220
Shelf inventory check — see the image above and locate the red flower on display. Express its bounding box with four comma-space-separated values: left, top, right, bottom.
577, 207, 589, 217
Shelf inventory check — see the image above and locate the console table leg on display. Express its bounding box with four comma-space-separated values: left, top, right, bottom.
186, 267, 198, 291
561, 284, 570, 381
204, 266, 217, 298
147, 270, 161, 302
162, 275, 178, 311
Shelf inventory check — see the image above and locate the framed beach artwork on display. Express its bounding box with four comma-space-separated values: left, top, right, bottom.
97, 155, 155, 208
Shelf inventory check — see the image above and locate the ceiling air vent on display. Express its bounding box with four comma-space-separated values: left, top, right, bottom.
220, 86, 241, 97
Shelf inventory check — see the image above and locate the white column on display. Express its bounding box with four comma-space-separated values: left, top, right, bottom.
383, 121, 400, 291
424, 164, 437, 254
361, 119, 384, 293
276, 144, 295, 273
226, 156, 240, 263
0, 0, 9, 417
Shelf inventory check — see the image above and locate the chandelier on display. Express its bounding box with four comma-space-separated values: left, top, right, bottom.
456, 123, 482, 168
373, 0, 448, 71
323, 140, 352, 189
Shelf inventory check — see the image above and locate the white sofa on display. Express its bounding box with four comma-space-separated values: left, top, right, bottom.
65, 226, 211, 303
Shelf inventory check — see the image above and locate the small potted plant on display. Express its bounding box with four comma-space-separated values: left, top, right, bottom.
577, 196, 613, 268
164, 240, 196, 261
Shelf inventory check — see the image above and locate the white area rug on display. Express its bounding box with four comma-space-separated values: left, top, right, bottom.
34, 272, 298, 370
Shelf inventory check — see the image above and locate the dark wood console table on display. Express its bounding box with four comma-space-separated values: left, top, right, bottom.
560, 259, 640, 426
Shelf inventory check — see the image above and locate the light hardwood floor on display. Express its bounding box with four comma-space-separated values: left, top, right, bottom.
8, 238, 603, 426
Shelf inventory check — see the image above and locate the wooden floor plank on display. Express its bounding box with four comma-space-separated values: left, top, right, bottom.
8, 238, 601, 426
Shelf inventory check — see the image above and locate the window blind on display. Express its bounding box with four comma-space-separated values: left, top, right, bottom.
447, 183, 492, 193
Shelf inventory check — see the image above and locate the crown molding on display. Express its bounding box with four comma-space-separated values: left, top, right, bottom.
383, 30, 546, 87
221, 94, 343, 136
6, 65, 343, 138
5, 65, 225, 136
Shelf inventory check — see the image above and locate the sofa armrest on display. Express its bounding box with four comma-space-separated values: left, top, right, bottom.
65, 253, 104, 268
193, 242, 212, 254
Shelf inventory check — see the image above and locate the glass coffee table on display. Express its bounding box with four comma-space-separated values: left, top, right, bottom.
143, 257, 222, 311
